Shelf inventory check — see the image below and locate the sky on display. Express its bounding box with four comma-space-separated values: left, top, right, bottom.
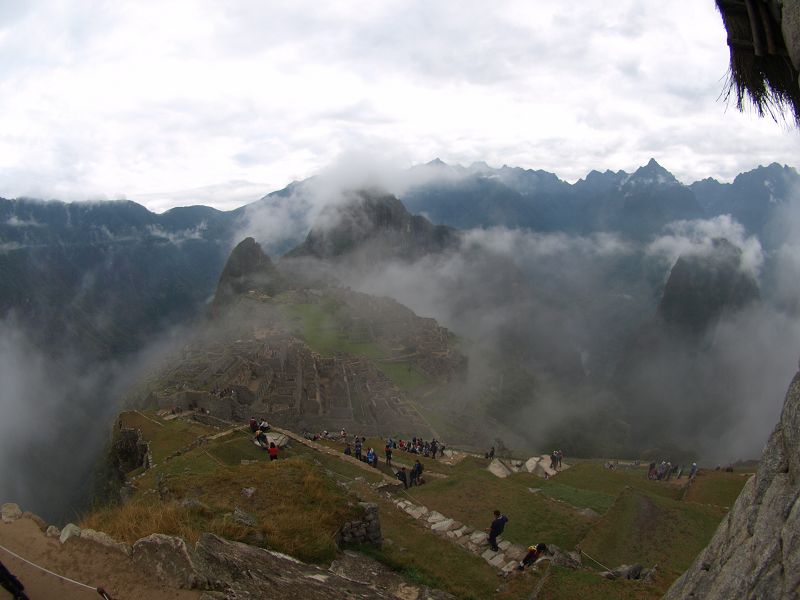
0, 0, 797, 212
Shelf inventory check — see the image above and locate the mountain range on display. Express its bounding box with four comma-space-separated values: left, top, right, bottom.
2, 159, 796, 360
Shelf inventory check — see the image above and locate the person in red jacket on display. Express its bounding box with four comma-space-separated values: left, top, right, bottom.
268, 441, 279, 461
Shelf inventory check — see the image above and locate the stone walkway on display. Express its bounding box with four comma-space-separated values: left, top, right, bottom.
157, 412, 531, 574
271, 426, 402, 487
387, 495, 527, 574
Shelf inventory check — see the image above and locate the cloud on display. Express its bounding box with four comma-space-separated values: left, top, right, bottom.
147, 222, 207, 245
647, 214, 764, 276
0, 1, 797, 209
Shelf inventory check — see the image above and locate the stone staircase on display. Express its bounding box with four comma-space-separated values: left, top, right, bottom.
388, 496, 528, 574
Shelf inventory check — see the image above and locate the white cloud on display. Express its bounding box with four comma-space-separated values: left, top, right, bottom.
0, 0, 797, 210
647, 214, 764, 276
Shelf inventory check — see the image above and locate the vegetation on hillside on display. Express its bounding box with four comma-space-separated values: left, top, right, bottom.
86, 410, 752, 598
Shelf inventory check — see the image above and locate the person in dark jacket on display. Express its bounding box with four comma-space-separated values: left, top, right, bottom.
396, 466, 408, 489
487, 510, 508, 551
0, 560, 28, 600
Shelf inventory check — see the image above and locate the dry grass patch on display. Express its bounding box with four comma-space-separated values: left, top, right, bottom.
84, 458, 360, 563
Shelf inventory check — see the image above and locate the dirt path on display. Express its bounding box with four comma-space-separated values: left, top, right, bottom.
0, 519, 200, 600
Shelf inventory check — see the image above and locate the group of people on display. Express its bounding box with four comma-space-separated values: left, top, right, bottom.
549, 450, 564, 470
648, 461, 697, 481
394, 459, 426, 488
249, 416, 279, 460
343, 437, 382, 468
396, 436, 445, 459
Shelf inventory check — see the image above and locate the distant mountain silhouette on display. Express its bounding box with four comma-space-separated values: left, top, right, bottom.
285, 189, 459, 262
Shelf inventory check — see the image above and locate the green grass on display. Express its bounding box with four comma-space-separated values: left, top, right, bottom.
103, 409, 745, 599
683, 470, 751, 507
359, 493, 514, 600
537, 481, 616, 514
551, 462, 684, 501
284, 302, 387, 359
377, 361, 431, 391
209, 434, 270, 465
537, 565, 652, 600
407, 457, 594, 549
579, 487, 727, 593
120, 411, 216, 463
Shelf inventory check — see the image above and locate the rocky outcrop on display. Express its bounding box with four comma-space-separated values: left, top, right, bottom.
337, 502, 382, 548
285, 189, 459, 262
135, 532, 456, 598
1, 503, 22, 523
664, 367, 800, 599
658, 238, 759, 335
212, 237, 282, 309
132, 533, 210, 589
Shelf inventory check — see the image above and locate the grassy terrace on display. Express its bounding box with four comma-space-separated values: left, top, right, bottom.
283, 301, 432, 392
91, 410, 753, 598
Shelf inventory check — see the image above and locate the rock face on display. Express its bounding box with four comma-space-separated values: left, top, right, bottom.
212, 237, 281, 309
286, 189, 459, 262
664, 368, 800, 599
132, 533, 208, 589
658, 238, 759, 335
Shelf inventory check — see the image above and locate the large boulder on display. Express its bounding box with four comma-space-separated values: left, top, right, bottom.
1, 503, 22, 523
132, 533, 209, 589
59, 523, 81, 544
664, 367, 800, 599
194, 533, 454, 598
487, 459, 512, 478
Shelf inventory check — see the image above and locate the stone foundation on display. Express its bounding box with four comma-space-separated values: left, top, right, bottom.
337, 502, 382, 548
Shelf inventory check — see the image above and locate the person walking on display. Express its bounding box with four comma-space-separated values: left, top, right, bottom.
486, 510, 508, 552
396, 466, 408, 489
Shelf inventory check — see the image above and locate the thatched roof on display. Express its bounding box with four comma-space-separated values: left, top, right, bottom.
716, 0, 800, 125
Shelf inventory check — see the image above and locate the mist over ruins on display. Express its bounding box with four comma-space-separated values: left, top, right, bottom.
1, 2, 800, 599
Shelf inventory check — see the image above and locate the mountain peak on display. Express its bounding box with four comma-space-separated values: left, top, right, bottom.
212, 237, 279, 309
285, 189, 458, 261
626, 159, 680, 187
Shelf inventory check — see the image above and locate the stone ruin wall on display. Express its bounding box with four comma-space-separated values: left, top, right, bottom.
337, 502, 383, 548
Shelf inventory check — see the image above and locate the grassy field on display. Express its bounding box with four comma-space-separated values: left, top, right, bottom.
90, 409, 751, 599
284, 302, 387, 359
683, 470, 753, 507
377, 361, 431, 391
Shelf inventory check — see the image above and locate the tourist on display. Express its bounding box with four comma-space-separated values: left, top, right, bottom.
517, 543, 548, 570
396, 466, 408, 489
486, 510, 508, 552
355, 439, 363, 461
366, 447, 376, 467
489, 446, 495, 459
268, 441, 279, 461
249, 416, 258, 432
689, 462, 698, 479
385, 443, 393, 466
344, 443, 352, 456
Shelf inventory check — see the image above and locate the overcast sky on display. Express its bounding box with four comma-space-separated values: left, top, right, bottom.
0, 0, 797, 212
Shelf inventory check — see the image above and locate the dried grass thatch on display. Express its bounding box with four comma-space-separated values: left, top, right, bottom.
716, 0, 800, 125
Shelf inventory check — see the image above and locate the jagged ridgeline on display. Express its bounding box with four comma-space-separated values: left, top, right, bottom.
126, 228, 467, 439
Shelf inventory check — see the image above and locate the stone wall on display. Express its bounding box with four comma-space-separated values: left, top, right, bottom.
113, 427, 148, 473
337, 502, 382, 548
